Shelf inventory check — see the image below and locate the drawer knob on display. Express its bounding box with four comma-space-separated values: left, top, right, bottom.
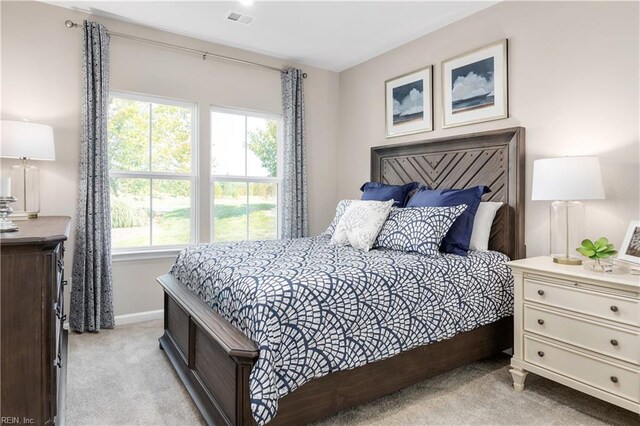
537, 319, 545, 325
610, 376, 618, 383
610, 305, 619, 312
610, 339, 619, 346
537, 290, 545, 296
537, 351, 545, 357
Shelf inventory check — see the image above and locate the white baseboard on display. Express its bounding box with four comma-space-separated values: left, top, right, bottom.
114, 309, 164, 326
62, 309, 164, 329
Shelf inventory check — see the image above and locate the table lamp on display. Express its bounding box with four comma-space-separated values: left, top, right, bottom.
532, 156, 605, 265
1, 120, 56, 218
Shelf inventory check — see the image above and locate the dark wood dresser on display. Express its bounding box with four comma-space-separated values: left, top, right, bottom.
1, 216, 71, 425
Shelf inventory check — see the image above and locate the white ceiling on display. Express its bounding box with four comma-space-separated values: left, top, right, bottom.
45, 1, 497, 72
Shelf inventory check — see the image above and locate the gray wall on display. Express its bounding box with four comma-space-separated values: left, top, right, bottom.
2, 1, 639, 318
1, 1, 340, 317
338, 1, 639, 257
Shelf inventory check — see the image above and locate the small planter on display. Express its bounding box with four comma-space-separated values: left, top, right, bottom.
582, 257, 614, 273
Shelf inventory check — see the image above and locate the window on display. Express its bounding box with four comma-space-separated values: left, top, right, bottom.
210, 108, 282, 242
108, 93, 196, 251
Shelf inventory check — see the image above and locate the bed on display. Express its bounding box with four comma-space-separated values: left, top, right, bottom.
157, 127, 525, 426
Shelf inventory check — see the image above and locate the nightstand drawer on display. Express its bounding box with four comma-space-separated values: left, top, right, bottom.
524, 305, 640, 364
525, 335, 640, 403
524, 279, 640, 326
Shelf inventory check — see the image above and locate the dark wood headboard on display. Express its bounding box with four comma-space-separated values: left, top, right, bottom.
371, 127, 525, 260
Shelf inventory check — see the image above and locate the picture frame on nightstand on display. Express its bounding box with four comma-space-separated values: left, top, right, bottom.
619, 220, 640, 265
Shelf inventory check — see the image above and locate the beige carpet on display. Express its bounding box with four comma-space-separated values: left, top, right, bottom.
67, 320, 639, 425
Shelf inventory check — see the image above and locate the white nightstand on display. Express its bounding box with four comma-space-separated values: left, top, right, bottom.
508, 256, 640, 414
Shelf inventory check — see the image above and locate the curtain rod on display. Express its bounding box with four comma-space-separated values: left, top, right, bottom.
64, 20, 307, 78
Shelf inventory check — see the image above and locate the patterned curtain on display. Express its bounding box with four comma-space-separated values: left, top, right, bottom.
70, 20, 114, 332
281, 68, 309, 238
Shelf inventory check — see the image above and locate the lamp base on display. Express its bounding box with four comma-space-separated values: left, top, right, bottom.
553, 255, 582, 266
10, 160, 41, 219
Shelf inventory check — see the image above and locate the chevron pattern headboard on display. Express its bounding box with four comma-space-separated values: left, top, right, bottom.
371, 127, 525, 259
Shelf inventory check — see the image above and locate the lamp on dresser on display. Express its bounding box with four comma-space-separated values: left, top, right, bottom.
531, 156, 605, 265
1, 120, 56, 218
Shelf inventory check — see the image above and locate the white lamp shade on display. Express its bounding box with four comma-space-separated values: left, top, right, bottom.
532, 156, 605, 201
1, 120, 55, 161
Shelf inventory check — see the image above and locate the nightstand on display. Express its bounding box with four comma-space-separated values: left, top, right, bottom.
508, 256, 640, 414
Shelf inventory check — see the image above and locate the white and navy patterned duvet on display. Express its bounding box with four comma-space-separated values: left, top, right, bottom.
170, 236, 513, 425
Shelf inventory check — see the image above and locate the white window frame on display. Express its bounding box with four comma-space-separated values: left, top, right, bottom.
109, 91, 199, 257
209, 105, 283, 242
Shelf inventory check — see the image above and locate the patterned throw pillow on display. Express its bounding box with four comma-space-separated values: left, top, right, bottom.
323, 199, 356, 236
406, 186, 490, 255
375, 205, 467, 256
331, 200, 394, 251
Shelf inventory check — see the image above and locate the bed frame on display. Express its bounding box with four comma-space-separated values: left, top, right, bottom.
158, 127, 525, 425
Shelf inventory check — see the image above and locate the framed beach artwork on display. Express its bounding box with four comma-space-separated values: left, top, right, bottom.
619, 220, 640, 265
442, 39, 508, 128
385, 66, 433, 138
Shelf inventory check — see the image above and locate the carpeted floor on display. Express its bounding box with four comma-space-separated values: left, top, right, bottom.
67, 320, 639, 425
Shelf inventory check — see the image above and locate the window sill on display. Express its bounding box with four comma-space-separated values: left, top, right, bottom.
112, 248, 184, 262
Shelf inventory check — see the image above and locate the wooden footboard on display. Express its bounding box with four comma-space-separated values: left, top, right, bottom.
158, 273, 513, 426
158, 274, 258, 425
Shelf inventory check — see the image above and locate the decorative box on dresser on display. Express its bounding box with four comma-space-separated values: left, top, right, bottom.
509, 256, 640, 414
1, 216, 71, 425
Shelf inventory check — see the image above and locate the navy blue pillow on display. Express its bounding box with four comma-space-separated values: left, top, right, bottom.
360, 182, 420, 207
406, 185, 490, 255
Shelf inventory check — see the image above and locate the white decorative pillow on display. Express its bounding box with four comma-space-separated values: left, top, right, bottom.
323, 199, 357, 236
331, 200, 394, 251
375, 205, 467, 256
469, 202, 503, 251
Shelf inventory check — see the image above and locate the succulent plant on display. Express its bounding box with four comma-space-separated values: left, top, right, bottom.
576, 237, 617, 260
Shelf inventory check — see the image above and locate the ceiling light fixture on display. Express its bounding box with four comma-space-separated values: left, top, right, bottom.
239, 0, 254, 6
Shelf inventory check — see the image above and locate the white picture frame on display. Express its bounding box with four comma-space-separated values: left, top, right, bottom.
442, 39, 508, 128
619, 220, 640, 265
385, 66, 433, 138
